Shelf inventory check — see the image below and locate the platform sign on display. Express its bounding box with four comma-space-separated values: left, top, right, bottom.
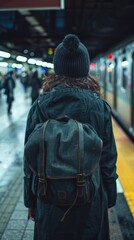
0, 0, 64, 10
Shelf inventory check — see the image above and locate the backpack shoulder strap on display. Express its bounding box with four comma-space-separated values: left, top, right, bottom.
38, 120, 50, 179
75, 121, 84, 174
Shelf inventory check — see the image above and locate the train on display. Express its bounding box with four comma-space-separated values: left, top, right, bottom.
90, 36, 134, 142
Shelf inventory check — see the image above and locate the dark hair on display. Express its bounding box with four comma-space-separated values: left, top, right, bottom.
42, 74, 102, 96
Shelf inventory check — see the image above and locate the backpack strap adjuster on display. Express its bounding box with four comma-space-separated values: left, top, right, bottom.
77, 173, 86, 198
38, 177, 48, 199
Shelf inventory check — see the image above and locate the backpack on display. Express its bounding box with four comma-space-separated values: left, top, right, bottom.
24, 116, 103, 219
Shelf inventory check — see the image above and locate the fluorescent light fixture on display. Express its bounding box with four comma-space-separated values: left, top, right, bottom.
41, 32, 48, 36
0, 62, 8, 67
16, 64, 23, 69
0, 51, 11, 58
12, 63, 23, 68
36, 60, 43, 66
46, 38, 51, 43
24, 15, 47, 35
42, 62, 54, 69
30, 52, 35, 57
19, 10, 30, 16
25, 16, 39, 25
27, 58, 36, 64
16, 56, 27, 62
34, 26, 45, 33
12, 63, 17, 68
48, 63, 54, 69
24, 49, 28, 54
41, 62, 48, 67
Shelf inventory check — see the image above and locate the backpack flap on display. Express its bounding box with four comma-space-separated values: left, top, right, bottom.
44, 119, 102, 177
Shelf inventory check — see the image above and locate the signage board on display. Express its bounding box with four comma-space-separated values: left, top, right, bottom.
0, 0, 64, 10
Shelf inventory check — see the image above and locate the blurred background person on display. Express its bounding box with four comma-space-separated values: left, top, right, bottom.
20, 71, 30, 98
30, 70, 42, 104
3, 71, 16, 114
0, 72, 3, 98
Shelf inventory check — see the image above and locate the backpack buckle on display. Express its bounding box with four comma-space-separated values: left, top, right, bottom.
77, 173, 86, 186
76, 173, 86, 198
38, 178, 47, 199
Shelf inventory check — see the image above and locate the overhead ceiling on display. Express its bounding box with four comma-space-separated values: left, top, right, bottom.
0, 0, 134, 62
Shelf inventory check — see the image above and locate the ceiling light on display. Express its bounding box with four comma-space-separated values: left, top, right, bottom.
41, 32, 48, 36
0, 62, 8, 67
16, 64, 23, 69
28, 58, 36, 64
41, 62, 48, 67
34, 26, 45, 33
46, 38, 51, 43
16, 56, 27, 62
0, 51, 11, 58
42, 62, 54, 69
30, 52, 35, 57
24, 49, 28, 54
25, 16, 39, 26
36, 60, 43, 66
19, 10, 30, 16
47, 63, 54, 69
12, 63, 17, 68
12, 63, 23, 69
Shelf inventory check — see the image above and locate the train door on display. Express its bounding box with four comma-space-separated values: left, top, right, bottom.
105, 60, 115, 107
113, 58, 117, 109
99, 60, 106, 98
116, 53, 131, 128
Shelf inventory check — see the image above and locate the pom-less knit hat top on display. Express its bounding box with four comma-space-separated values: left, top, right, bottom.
53, 34, 90, 78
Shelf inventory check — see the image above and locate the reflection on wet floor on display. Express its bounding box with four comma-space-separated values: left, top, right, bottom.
0, 116, 27, 180
0, 80, 31, 186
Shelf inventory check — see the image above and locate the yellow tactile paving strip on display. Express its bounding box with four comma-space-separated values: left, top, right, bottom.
112, 119, 134, 217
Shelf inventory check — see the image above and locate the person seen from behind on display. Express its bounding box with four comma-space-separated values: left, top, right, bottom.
23, 34, 118, 240
30, 70, 42, 104
20, 71, 29, 97
3, 71, 16, 114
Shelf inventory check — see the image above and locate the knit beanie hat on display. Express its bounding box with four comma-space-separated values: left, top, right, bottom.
53, 34, 90, 78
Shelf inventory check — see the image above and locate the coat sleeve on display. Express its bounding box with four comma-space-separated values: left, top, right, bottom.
23, 101, 40, 208
100, 102, 118, 208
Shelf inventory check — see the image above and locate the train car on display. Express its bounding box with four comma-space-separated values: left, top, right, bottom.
91, 37, 134, 141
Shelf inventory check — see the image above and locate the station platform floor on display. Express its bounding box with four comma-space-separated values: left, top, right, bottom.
0, 80, 134, 240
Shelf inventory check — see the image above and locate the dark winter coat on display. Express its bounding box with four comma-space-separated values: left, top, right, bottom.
3, 76, 15, 102
23, 86, 118, 240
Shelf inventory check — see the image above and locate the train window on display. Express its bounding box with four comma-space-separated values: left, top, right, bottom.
100, 64, 105, 78
99, 63, 106, 87
122, 58, 128, 90
108, 71, 112, 83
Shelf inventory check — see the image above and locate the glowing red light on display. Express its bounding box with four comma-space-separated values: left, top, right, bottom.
90, 63, 95, 70
108, 54, 113, 60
